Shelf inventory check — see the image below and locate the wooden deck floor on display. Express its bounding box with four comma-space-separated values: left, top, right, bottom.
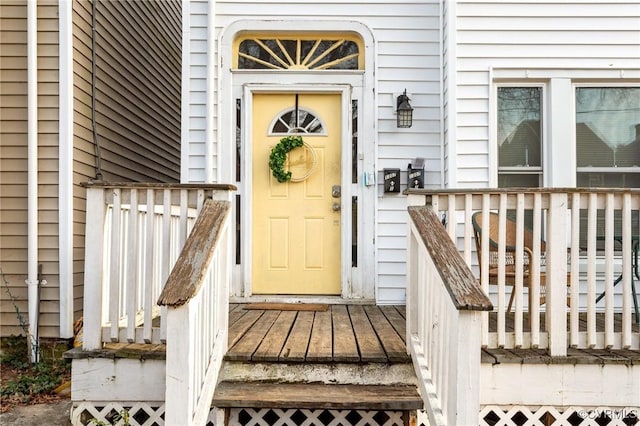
227, 303, 410, 363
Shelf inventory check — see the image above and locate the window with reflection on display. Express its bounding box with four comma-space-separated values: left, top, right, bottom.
576, 87, 640, 188
497, 87, 543, 188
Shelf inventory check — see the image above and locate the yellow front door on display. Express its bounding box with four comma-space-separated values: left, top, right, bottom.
252, 93, 342, 295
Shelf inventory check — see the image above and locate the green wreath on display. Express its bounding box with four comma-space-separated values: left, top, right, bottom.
269, 135, 304, 183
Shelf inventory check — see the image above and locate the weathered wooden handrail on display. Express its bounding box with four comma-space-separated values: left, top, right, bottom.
408, 206, 493, 311
159, 199, 232, 425
158, 200, 230, 306
407, 206, 492, 426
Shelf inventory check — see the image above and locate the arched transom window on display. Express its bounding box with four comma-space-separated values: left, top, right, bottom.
234, 33, 364, 70
269, 107, 326, 135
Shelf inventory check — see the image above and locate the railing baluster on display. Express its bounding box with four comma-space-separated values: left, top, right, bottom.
587, 193, 598, 348
447, 194, 456, 240
126, 189, 138, 342
622, 192, 632, 348
161, 189, 171, 341
605, 193, 615, 348
530, 193, 542, 348
180, 189, 189, 247
514, 194, 525, 347
481, 194, 490, 348
464, 194, 473, 267
144, 189, 155, 343
109, 188, 122, 342
569, 192, 580, 348
497, 194, 507, 347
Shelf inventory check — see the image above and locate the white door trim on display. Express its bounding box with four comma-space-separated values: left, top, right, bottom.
218, 21, 377, 302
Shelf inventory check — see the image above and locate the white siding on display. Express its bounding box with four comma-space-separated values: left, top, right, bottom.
184, 0, 442, 303
183, 0, 212, 183
453, 0, 640, 188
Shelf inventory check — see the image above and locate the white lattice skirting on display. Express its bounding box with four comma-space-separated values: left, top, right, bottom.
477, 406, 639, 426
71, 402, 165, 425
223, 408, 409, 426
71, 404, 409, 426
70, 404, 639, 425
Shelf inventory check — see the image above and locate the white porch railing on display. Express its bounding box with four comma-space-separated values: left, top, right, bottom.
407, 206, 493, 426
408, 188, 640, 356
158, 199, 232, 426
81, 183, 236, 350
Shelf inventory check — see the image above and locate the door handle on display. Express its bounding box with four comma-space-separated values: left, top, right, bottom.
332, 202, 341, 212
332, 185, 341, 198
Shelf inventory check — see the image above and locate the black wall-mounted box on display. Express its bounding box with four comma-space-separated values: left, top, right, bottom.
383, 168, 401, 193
407, 160, 425, 189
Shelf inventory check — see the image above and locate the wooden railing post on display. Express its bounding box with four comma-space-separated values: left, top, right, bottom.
546, 192, 568, 356
164, 303, 195, 424
449, 310, 482, 425
82, 187, 105, 350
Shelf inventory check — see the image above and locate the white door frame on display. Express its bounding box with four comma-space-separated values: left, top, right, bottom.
218, 21, 377, 302
244, 85, 351, 299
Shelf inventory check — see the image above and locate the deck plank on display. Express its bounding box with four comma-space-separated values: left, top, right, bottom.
228, 304, 244, 327
228, 309, 264, 348
227, 310, 279, 361
280, 311, 314, 362
380, 305, 407, 344
307, 310, 333, 361
253, 311, 297, 362
365, 306, 410, 362
348, 305, 387, 362
332, 305, 360, 362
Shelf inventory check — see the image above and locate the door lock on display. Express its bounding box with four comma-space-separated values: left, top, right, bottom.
332, 185, 341, 198
332, 202, 341, 212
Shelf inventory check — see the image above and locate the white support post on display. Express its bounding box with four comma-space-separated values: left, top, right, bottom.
82, 188, 106, 350
449, 310, 482, 425
546, 193, 568, 356
406, 226, 418, 352
164, 304, 195, 425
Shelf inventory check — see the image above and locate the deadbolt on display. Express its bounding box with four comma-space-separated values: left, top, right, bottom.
332, 202, 341, 212
332, 185, 341, 198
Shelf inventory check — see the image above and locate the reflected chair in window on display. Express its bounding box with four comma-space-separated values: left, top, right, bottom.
472, 211, 570, 312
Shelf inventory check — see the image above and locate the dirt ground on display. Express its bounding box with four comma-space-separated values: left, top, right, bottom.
0, 398, 72, 425
0, 363, 72, 425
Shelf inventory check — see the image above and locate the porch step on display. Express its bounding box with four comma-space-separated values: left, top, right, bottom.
212, 381, 423, 411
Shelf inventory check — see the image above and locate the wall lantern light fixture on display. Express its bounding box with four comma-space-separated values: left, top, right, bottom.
396, 89, 413, 128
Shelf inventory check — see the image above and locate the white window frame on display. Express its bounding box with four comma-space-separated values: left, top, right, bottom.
492, 82, 547, 188
573, 82, 640, 189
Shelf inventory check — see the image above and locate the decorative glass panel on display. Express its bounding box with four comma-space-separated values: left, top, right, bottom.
352, 196, 358, 267
236, 99, 241, 182
352, 100, 358, 184
270, 108, 326, 135
237, 36, 362, 70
